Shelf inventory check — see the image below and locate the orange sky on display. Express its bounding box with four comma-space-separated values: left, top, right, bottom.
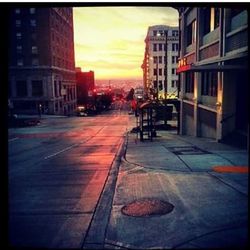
73, 7, 178, 80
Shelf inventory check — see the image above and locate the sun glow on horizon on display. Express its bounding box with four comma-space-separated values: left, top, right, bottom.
73, 7, 178, 80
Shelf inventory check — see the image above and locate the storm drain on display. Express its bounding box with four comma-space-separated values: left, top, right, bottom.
167, 146, 211, 155
121, 198, 174, 217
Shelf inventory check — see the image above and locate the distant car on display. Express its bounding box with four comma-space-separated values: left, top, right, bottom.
76, 106, 87, 116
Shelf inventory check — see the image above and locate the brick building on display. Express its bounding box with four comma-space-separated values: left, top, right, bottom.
75, 68, 95, 105
177, 7, 248, 147
8, 7, 77, 115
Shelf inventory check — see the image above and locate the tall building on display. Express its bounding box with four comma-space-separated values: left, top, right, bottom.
141, 25, 179, 100
8, 7, 77, 115
76, 68, 95, 105
177, 7, 248, 146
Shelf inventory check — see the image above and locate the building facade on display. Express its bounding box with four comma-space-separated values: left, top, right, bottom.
177, 7, 248, 146
142, 25, 179, 100
8, 7, 77, 115
76, 68, 95, 105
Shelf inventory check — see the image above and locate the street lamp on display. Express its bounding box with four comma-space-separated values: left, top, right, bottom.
149, 56, 159, 101
164, 30, 168, 100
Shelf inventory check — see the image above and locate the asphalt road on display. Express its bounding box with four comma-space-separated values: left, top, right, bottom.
8, 103, 133, 248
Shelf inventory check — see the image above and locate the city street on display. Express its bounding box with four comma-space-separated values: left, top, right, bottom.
8, 102, 133, 248
8, 101, 248, 249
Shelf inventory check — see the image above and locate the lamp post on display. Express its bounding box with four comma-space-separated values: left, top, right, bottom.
149, 56, 158, 101
164, 30, 168, 100
164, 30, 168, 127
156, 58, 159, 101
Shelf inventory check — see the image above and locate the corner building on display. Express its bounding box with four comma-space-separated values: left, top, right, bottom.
8, 7, 77, 115
142, 25, 179, 100
177, 7, 248, 147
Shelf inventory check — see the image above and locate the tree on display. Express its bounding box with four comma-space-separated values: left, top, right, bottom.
126, 88, 135, 101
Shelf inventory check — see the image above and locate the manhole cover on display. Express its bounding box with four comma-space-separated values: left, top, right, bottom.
121, 198, 174, 217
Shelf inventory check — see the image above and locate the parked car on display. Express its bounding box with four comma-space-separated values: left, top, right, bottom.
76, 106, 87, 116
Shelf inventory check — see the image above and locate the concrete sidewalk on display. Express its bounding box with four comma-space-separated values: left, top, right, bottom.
104, 129, 248, 249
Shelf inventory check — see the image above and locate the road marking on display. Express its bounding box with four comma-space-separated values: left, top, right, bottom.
8, 137, 19, 142
44, 144, 77, 160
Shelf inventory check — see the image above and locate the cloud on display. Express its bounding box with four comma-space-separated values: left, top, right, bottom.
73, 6, 178, 79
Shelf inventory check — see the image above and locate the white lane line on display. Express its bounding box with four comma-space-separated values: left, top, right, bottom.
44, 144, 77, 160
8, 137, 19, 142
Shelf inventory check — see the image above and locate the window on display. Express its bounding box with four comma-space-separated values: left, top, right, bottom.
15, 20, 21, 27
172, 80, 175, 88
16, 32, 22, 40
16, 45, 22, 53
32, 80, 43, 96
17, 58, 23, 66
203, 8, 220, 35
153, 56, 157, 64
185, 72, 194, 93
172, 30, 178, 36
16, 80, 27, 97
153, 81, 157, 88
31, 46, 38, 54
159, 44, 163, 51
153, 68, 157, 76
30, 8, 36, 14
172, 68, 176, 75
32, 58, 39, 66
30, 19, 36, 27
54, 80, 58, 97
153, 44, 157, 51
55, 102, 58, 112
159, 68, 162, 76
164, 56, 167, 64
231, 8, 244, 18
31, 33, 37, 41
159, 56, 162, 64
187, 20, 196, 46
201, 72, 218, 96
172, 56, 175, 64
15, 8, 20, 14
159, 81, 163, 90
153, 30, 157, 36
59, 81, 62, 96
172, 43, 179, 51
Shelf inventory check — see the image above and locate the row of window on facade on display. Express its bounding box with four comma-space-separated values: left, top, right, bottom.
153, 80, 178, 89
185, 71, 218, 97
15, 8, 36, 14
15, 19, 37, 27
153, 30, 179, 37
13, 80, 76, 100
152, 56, 178, 64
16, 56, 74, 68
185, 8, 244, 47
153, 68, 177, 76
153, 43, 179, 52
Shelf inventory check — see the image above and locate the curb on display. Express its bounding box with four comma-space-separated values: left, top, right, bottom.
82, 134, 128, 249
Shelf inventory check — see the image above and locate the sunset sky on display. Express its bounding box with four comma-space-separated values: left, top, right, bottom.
73, 7, 178, 81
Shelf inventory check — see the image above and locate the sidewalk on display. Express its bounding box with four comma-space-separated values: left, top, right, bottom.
104, 128, 248, 249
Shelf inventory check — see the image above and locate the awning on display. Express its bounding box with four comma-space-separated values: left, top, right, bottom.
177, 64, 248, 73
